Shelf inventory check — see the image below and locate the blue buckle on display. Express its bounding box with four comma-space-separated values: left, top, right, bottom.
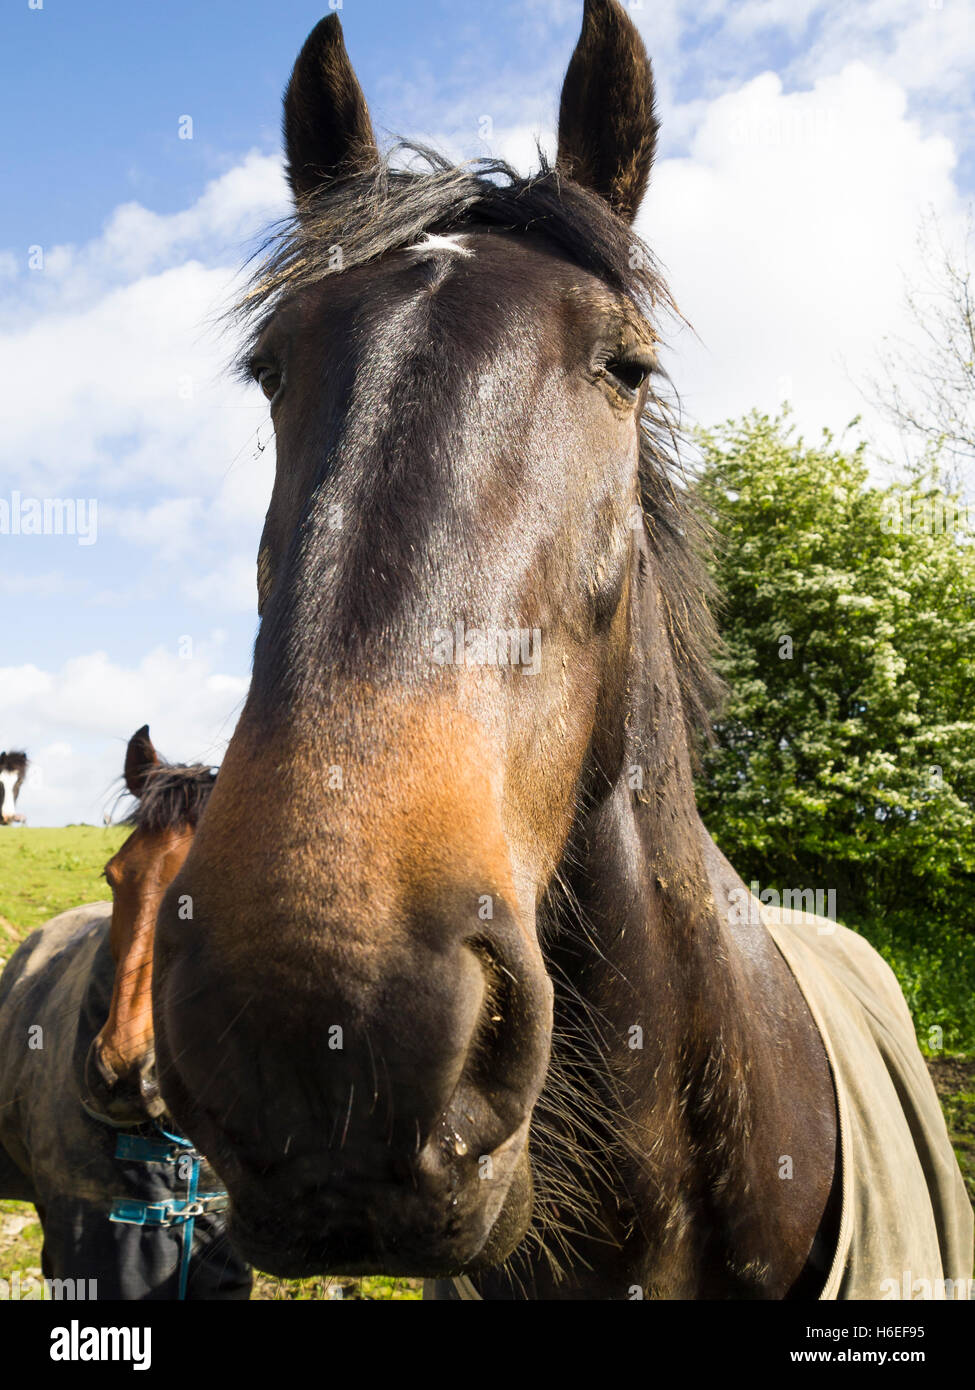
109, 1197, 174, 1226
109, 1193, 227, 1227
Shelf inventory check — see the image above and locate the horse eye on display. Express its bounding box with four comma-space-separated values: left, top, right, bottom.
605, 357, 651, 397
256, 366, 283, 401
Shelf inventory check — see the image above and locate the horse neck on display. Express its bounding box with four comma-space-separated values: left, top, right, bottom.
527, 568, 832, 1297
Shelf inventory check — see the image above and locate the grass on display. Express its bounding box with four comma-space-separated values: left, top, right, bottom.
0, 825, 126, 961
251, 1274, 422, 1300
0, 1201, 44, 1280
866, 915, 975, 1056
1, 827, 971, 1299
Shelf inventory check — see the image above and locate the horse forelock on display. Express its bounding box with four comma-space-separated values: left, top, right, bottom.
127, 763, 217, 835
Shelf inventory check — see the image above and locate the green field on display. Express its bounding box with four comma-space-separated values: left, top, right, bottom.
1, 827, 971, 1299
0, 825, 126, 960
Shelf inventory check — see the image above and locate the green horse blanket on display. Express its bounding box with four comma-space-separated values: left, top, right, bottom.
763, 904, 972, 1300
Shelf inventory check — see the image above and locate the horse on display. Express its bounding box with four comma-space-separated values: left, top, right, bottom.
0, 726, 251, 1300
151, 1, 973, 1298
0, 751, 28, 824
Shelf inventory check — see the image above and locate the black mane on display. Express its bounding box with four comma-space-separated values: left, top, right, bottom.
0, 751, 28, 776
233, 145, 722, 738
127, 764, 217, 835
232, 146, 675, 354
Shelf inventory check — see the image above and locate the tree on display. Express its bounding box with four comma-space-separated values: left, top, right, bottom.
693, 411, 975, 951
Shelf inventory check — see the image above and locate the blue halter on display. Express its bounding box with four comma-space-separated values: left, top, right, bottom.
108, 1123, 228, 1301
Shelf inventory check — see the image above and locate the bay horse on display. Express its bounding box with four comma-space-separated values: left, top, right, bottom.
0, 726, 251, 1299
0, 751, 28, 824
152, 1, 973, 1298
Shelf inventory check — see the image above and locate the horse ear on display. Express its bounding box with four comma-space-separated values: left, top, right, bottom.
124, 725, 159, 798
556, 0, 658, 224
283, 15, 379, 204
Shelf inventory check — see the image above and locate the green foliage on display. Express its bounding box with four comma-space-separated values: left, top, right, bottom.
694, 411, 975, 1049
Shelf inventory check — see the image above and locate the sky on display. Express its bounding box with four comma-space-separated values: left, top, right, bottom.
1, 0, 973, 825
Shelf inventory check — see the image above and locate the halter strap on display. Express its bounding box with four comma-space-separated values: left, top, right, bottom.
108, 1122, 226, 1301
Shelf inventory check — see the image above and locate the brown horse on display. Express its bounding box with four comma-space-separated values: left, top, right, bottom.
84, 724, 216, 1125
152, 2, 972, 1298
0, 727, 250, 1298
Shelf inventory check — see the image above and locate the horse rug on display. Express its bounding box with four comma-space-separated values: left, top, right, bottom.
0, 903, 251, 1300
761, 904, 972, 1300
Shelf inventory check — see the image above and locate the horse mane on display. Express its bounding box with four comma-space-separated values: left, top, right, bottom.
0, 751, 28, 776
232, 144, 722, 739
127, 763, 217, 835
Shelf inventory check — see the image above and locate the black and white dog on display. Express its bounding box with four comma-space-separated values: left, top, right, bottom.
0, 752, 28, 824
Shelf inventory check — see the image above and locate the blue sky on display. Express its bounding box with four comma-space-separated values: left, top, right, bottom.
4, 3, 516, 241
2, 0, 973, 823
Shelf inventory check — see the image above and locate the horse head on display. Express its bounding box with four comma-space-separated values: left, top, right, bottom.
153, 0, 721, 1279
85, 726, 216, 1125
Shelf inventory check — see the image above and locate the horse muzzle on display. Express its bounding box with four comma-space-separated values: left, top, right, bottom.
218, 1111, 535, 1278
83, 1038, 166, 1125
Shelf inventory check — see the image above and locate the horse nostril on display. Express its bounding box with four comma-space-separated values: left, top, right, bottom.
458, 923, 552, 1143
466, 937, 514, 1073
88, 1038, 118, 1088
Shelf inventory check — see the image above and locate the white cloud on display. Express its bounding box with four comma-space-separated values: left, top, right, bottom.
788, 1, 975, 110
0, 260, 268, 498
524, 1, 975, 147
0, 157, 284, 626
0, 639, 247, 826
6, 152, 287, 314
641, 62, 964, 455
